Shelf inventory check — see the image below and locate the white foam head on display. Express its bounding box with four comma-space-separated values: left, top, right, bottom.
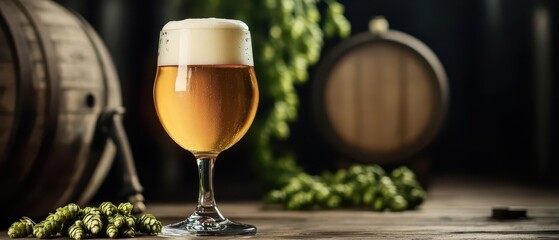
157, 18, 253, 66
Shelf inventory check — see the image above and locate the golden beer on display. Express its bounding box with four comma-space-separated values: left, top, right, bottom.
154, 18, 258, 236
153, 64, 258, 153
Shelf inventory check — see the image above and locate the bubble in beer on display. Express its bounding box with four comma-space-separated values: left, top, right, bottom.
157, 18, 253, 66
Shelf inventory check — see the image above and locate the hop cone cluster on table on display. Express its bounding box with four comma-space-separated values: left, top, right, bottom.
265, 165, 427, 211
7, 202, 162, 239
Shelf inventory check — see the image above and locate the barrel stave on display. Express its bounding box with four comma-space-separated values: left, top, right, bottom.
0, 0, 119, 217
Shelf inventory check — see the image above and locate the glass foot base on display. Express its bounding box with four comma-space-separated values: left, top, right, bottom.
160, 218, 257, 236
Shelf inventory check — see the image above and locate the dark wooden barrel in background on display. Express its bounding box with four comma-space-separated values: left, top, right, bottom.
312, 18, 449, 165
0, 0, 121, 218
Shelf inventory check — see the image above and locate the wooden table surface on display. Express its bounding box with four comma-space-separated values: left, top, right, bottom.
2, 177, 559, 239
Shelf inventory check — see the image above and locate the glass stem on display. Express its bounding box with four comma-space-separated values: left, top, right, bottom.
194, 157, 224, 219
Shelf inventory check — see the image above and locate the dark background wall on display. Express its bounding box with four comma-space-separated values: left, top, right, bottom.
54, 0, 559, 202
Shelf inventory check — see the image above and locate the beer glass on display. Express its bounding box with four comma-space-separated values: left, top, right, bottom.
153, 18, 258, 236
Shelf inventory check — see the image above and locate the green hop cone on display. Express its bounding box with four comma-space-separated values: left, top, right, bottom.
80, 207, 100, 217
66, 203, 81, 214
125, 215, 136, 228
137, 214, 162, 234
117, 202, 134, 215
120, 227, 135, 238
8, 217, 35, 238
109, 214, 126, 228
362, 187, 377, 206
61, 217, 78, 237
99, 202, 118, 217
58, 204, 80, 237
390, 166, 427, 209
372, 197, 385, 211
46, 213, 64, 233
68, 220, 85, 240
287, 191, 313, 210
82, 207, 103, 235
33, 218, 57, 239
105, 223, 118, 238
57, 203, 80, 221
265, 190, 286, 204
324, 195, 341, 209
33, 211, 66, 239
388, 195, 408, 212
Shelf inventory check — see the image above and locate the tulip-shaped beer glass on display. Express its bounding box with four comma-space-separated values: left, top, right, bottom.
153, 18, 258, 236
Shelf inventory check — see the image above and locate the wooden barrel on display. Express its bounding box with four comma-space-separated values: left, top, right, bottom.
312, 18, 448, 164
0, 0, 121, 217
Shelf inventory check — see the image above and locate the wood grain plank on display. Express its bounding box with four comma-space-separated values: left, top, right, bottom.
4, 178, 555, 239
